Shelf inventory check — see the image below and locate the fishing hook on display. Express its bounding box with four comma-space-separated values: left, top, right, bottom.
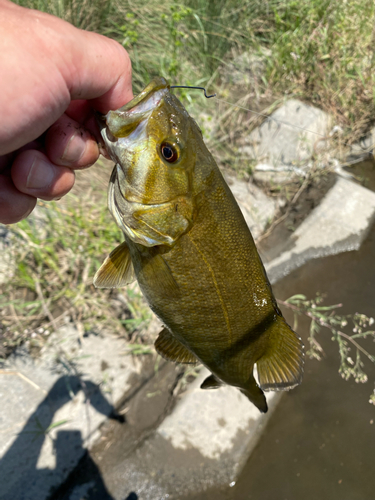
170, 85, 216, 98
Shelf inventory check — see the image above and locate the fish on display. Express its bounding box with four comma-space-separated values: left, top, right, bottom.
94, 76, 304, 413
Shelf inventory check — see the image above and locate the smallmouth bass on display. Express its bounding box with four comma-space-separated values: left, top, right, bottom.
94, 77, 304, 413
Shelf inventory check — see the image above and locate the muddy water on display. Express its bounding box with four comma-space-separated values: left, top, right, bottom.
189, 166, 375, 500
345, 160, 375, 191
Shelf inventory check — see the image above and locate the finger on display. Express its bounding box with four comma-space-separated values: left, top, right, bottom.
45, 113, 99, 169
0, 174, 36, 224
65, 101, 104, 144
61, 32, 133, 113
1, 140, 43, 172
64, 102, 109, 157
0, 153, 14, 171
11, 150, 75, 201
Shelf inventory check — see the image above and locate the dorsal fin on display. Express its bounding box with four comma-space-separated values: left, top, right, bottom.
155, 327, 197, 364
93, 241, 135, 288
256, 315, 304, 391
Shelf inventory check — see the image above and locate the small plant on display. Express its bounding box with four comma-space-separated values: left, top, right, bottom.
112, 13, 140, 48
161, 5, 192, 76
122, 344, 155, 356
24, 417, 69, 442
280, 293, 375, 403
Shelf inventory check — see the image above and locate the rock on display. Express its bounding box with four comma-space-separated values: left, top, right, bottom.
240, 99, 332, 166
224, 172, 279, 239
252, 162, 308, 187
346, 126, 375, 164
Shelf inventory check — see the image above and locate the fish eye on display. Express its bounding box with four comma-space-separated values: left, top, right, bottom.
161, 142, 179, 163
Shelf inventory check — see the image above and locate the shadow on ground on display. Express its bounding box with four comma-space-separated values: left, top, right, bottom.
0, 375, 124, 500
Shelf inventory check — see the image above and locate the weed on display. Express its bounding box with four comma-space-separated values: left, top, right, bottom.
280, 293, 375, 403
264, 0, 375, 142
24, 417, 69, 442
122, 344, 155, 356
174, 365, 202, 396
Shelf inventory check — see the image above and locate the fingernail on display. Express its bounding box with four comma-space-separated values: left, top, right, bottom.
26, 158, 55, 189
61, 129, 87, 164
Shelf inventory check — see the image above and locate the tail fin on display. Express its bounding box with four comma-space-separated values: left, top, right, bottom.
256, 316, 304, 391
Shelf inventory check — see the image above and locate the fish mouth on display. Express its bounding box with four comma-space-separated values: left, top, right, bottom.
100, 77, 170, 140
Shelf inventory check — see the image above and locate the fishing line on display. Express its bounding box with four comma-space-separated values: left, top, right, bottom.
213, 97, 328, 139
170, 85, 329, 138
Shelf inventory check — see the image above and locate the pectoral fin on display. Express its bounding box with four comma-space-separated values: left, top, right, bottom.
93, 241, 135, 288
200, 374, 222, 390
155, 328, 197, 364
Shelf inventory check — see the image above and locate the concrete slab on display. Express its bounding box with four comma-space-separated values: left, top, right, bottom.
224, 172, 280, 239
241, 99, 332, 166
92, 368, 282, 500
0, 325, 146, 500
265, 177, 375, 283
158, 368, 279, 461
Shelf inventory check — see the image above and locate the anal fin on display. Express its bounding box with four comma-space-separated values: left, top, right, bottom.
200, 374, 222, 390
155, 328, 197, 364
256, 316, 304, 391
94, 241, 135, 288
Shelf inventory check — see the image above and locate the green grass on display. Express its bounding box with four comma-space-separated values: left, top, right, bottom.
0, 163, 152, 354
264, 0, 375, 140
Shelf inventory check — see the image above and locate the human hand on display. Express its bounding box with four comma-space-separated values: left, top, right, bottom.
0, 0, 133, 224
